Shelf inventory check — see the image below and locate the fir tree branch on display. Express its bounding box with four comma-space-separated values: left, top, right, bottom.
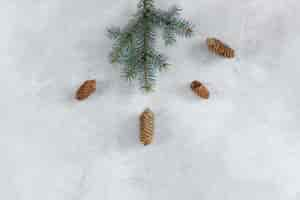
172, 18, 194, 37
109, 32, 132, 63
152, 8, 194, 38
108, 17, 141, 63
108, 0, 194, 92
141, 2, 155, 91
121, 37, 139, 80
167, 5, 182, 18
138, 0, 155, 11
148, 50, 169, 71
107, 26, 121, 40
162, 27, 176, 46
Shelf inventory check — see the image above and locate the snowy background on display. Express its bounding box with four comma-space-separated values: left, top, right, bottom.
1, 0, 300, 199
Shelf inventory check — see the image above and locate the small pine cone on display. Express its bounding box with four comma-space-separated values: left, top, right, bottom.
206, 38, 235, 58
140, 108, 154, 146
75, 80, 96, 100
191, 80, 210, 99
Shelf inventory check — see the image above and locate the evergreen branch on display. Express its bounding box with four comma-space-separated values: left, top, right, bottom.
108, 17, 141, 63
138, 0, 155, 11
172, 18, 194, 37
107, 26, 121, 40
108, 0, 194, 92
162, 27, 176, 46
141, 14, 154, 91
121, 37, 140, 80
167, 5, 182, 17
109, 32, 132, 63
152, 8, 194, 38
149, 50, 169, 71
122, 62, 138, 81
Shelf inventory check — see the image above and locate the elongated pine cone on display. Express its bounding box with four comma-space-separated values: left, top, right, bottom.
191, 80, 210, 99
140, 108, 154, 146
206, 38, 235, 58
76, 80, 96, 100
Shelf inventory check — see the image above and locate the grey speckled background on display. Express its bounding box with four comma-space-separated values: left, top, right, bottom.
0, 0, 300, 199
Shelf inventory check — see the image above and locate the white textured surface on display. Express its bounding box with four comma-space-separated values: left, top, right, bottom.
1, 0, 300, 199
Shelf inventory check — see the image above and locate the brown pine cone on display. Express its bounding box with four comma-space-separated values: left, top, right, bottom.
191, 80, 210, 99
75, 80, 96, 100
140, 108, 154, 146
206, 38, 235, 58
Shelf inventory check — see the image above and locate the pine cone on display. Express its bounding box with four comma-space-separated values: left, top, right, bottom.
140, 108, 154, 146
191, 80, 210, 99
206, 38, 235, 58
75, 80, 96, 100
